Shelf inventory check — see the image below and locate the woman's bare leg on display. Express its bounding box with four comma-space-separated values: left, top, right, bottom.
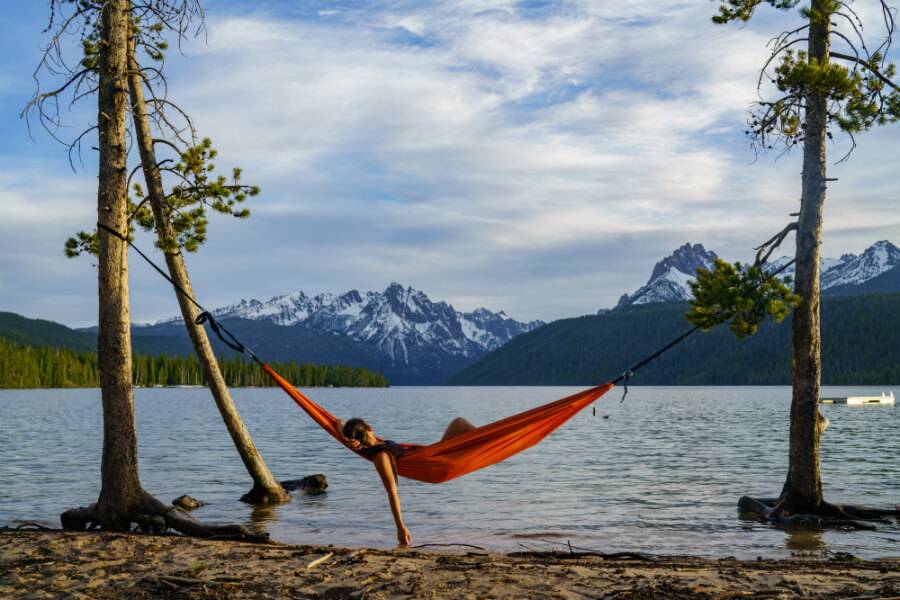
441, 417, 476, 441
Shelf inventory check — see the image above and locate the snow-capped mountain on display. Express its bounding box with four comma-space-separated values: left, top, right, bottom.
617, 243, 718, 307
619, 240, 900, 309
767, 240, 900, 290
821, 241, 900, 289
163, 283, 543, 366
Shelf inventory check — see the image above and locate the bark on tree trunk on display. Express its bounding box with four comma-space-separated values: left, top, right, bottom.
782, 0, 830, 515
125, 43, 289, 504
95, 0, 146, 531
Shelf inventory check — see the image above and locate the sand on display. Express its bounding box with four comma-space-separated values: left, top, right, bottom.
1, 530, 898, 599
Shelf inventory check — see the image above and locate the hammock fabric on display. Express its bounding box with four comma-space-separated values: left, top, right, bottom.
262, 364, 613, 484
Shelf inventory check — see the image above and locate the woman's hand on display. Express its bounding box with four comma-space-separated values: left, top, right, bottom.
397, 525, 412, 547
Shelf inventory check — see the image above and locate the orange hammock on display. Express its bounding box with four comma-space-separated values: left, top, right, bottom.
263, 365, 613, 484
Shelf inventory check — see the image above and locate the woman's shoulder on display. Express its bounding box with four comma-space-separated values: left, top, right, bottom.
360, 440, 405, 460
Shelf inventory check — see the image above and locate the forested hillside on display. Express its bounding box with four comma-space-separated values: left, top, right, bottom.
449, 293, 900, 385
0, 312, 95, 352
0, 338, 388, 389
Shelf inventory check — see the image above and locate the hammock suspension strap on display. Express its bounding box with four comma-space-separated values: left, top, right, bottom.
97, 222, 262, 364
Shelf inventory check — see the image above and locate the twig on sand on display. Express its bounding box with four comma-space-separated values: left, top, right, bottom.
411, 543, 487, 551
306, 552, 334, 570
143, 574, 239, 588
510, 550, 658, 561
509, 539, 659, 562
15, 522, 55, 531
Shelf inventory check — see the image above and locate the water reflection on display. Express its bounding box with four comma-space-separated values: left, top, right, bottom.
249, 502, 281, 529
785, 528, 827, 556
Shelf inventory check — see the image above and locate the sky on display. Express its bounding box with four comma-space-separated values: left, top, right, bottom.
1, 0, 898, 327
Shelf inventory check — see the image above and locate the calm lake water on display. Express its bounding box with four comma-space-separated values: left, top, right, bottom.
1, 386, 897, 558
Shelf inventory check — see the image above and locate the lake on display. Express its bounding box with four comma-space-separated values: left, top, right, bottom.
1, 385, 897, 558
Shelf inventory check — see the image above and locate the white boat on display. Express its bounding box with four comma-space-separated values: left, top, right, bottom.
821, 391, 894, 405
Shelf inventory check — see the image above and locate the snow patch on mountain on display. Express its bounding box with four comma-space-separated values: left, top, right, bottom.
768, 240, 900, 290
618, 243, 718, 307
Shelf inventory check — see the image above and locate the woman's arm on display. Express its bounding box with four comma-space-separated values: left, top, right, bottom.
372, 452, 412, 546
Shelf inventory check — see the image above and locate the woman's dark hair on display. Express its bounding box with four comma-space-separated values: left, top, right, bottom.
343, 417, 370, 442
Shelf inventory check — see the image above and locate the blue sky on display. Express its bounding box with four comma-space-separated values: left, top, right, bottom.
1, 0, 898, 326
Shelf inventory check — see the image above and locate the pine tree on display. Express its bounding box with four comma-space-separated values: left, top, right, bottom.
694, 0, 899, 521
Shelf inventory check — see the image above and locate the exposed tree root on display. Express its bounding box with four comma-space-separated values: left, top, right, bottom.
738, 495, 897, 531
61, 491, 270, 543
239, 484, 290, 505
60, 505, 102, 531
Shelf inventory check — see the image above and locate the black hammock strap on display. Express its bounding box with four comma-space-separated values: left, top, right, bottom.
97, 222, 261, 363
612, 324, 703, 402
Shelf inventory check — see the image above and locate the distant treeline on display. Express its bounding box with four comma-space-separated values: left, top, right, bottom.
0, 337, 389, 389
450, 293, 900, 386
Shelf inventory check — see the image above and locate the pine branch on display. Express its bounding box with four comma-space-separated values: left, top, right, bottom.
829, 51, 900, 91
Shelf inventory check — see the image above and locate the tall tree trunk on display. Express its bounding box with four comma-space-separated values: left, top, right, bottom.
783, 0, 830, 514
125, 42, 289, 504
95, 0, 146, 529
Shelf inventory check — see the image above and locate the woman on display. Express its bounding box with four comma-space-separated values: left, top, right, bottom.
341, 416, 476, 546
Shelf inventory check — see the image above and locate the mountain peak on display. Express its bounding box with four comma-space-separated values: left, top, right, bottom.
648, 243, 717, 285
619, 243, 717, 307
821, 239, 900, 289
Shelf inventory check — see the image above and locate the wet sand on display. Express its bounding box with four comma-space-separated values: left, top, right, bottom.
2, 530, 898, 599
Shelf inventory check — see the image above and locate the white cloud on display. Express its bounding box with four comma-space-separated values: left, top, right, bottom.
1, 0, 897, 325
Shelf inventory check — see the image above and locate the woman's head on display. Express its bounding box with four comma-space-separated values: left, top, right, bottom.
343, 417, 372, 443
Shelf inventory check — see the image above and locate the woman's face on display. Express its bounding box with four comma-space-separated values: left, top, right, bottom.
354, 425, 375, 446
362, 427, 376, 445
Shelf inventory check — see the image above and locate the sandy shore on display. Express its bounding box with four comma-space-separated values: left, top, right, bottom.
2, 530, 898, 599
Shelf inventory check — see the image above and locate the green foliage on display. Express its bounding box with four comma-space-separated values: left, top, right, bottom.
133, 17, 168, 62
0, 311, 95, 352
686, 258, 801, 338
0, 337, 390, 389
80, 35, 100, 71
0, 338, 98, 388
712, 0, 800, 24
449, 293, 900, 386
713, 0, 900, 152
64, 230, 99, 258
64, 138, 259, 257
134, 138, 258, 253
